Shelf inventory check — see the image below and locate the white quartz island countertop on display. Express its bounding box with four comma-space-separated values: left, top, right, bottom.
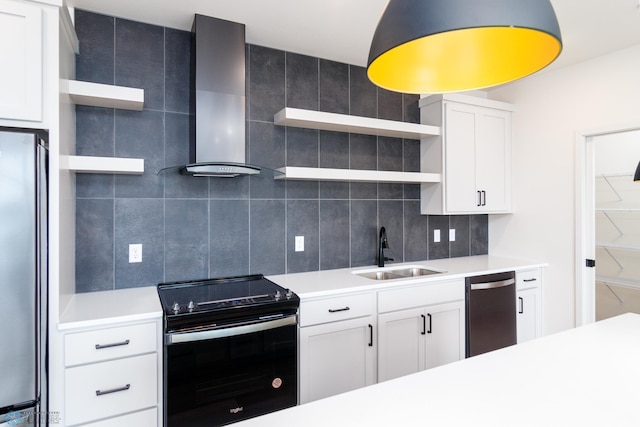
235, 313, 640, 426
268, 255, 546, 298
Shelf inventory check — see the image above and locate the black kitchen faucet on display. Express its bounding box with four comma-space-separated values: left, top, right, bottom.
378, 226, 393, 267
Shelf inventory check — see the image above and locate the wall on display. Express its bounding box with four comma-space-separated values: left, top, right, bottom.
487, 43, 640, 334
74, 10, 488, 292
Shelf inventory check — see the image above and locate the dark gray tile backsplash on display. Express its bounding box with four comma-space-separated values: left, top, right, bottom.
74, 10, 489, 292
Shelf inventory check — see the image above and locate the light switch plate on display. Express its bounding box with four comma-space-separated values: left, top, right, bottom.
295, 236, 304, 252
434, 229, 440, 243
450, 229, 456, 242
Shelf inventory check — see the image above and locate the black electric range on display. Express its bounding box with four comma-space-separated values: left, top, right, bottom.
157, 274, 300, 426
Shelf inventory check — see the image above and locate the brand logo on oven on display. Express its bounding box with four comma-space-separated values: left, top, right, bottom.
230, 407, 244, 414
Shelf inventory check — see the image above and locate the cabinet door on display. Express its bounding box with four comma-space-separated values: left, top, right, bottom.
444, 103, 478, 213
299, 316, 376, 404
377, 308, 425, 382
476, 108, 511, 212
443, 101, 512, 214
425, 301, 465, 370
0, 0, 42, 121
517, 287, 541, 343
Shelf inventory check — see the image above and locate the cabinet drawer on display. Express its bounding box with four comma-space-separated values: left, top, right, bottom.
378, 279, 464, 313
517, 269, 541, 291
78, 408, 157, 427
65, 322, 157, 367
64, 353, 158, 426
300, 293, 375, 327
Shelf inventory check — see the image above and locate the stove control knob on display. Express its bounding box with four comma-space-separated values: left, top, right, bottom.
172, 302, 180, 313
285, 289, 293, 299
187, 301, 195, 311
274, 290, 281, 300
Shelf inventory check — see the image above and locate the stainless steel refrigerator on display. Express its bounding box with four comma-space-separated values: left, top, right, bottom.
0, 128, 47, 427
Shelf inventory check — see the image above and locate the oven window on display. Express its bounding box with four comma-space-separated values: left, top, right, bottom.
165, 323, 297, 426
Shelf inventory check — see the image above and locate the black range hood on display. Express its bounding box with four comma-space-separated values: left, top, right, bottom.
180, 14, 261, 177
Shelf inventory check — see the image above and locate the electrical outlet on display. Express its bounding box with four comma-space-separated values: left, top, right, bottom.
450, 229, 456, 242
434, 229, 440, 243
295, 236, 304, 252
129, 243, 142, 263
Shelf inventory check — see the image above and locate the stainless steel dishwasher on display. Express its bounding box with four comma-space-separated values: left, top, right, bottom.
465, 271, 517, 357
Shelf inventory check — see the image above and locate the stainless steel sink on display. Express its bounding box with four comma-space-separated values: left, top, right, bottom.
391, 267, 442, 277
354, 266, 444, 280
356, 271, 404, 281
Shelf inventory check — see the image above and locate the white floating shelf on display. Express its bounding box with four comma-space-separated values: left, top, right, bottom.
63, 79, 144, 111
596, 275, 640, 290
63, 155, 144, 175
275, 167, 440, 183
274, 107, 440, 139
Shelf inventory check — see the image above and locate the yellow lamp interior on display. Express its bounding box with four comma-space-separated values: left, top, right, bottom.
368, 27, 561, 94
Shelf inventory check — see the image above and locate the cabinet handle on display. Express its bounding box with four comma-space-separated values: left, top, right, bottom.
368, 324, 373, 347
421, 314, 426, 335
427, 313, 432, 334
477, 191, 482, 207
95, 339, 130, 350
96, 384, 130, 396
328, 306, 350, 313
523, 278, 537, 283
482, 190, 486, 206
518, 297, 524, 314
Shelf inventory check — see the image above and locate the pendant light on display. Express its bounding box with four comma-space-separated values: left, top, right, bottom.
367, 0, 563, 94
634, 161, 640, 182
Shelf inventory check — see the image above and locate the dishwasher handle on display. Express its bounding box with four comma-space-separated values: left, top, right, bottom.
470, 278, 515, 291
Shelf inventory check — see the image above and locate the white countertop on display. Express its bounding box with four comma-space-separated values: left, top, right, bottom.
58, 286, 162, 330
268, 255, 546, 298
235, 313, 640, 426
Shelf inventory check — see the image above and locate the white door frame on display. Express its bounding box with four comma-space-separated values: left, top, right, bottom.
575, 122, 640, 326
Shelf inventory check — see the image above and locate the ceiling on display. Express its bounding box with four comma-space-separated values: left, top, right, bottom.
66, 0, 640, 74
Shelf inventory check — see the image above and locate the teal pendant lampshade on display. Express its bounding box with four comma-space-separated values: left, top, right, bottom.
367, 0, 563, 94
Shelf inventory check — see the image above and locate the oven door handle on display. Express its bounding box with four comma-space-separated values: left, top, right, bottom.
166, 315, 297, 345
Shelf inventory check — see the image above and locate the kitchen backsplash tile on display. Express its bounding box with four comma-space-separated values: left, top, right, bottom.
319, 59, 349, 114
286, 200, 320, 274
250, 200, 286, 275
74, 10, 489, 291
319, 200, 350, 270
74, 10, 115, 85
164, 28, 191, 114
248, 45, 285, 122
115, 18, 165, 111
76, 199, 114, 293
349, 65, 377, 118
164, 199, 209, 282
286, 52, 319, 111
210, 200, 250, 276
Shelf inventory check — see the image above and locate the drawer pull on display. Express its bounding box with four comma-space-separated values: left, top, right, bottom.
523, 278, 537, 282
95, 339, 130, 350
96, 384, 130, 396
328, 306, 350, 313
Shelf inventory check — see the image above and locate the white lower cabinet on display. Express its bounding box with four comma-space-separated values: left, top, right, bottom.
377, 280, 465, 383
298, 293, 376, 404
516, 268, 543, 343
62, 320, 162, 426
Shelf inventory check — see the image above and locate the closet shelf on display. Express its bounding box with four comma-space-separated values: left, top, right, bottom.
274, 107, 440, 139
274, 167, 440, 183
62, 155, 144, 175
63, 79, 144, 110
596, 275, 640, 290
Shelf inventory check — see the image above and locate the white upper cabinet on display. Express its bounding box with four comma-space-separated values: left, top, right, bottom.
420, 94, 513, 215
0, 0, 43, 122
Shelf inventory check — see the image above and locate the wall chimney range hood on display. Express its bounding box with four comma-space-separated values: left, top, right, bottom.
168, 14, 262, 177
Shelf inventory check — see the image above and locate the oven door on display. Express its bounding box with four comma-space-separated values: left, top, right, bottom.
164, 315, 298, 427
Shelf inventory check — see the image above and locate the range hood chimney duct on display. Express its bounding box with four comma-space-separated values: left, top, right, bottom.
182, 14, 260, 177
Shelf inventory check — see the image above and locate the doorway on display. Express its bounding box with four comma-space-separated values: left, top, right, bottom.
576, 126, 640, 325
